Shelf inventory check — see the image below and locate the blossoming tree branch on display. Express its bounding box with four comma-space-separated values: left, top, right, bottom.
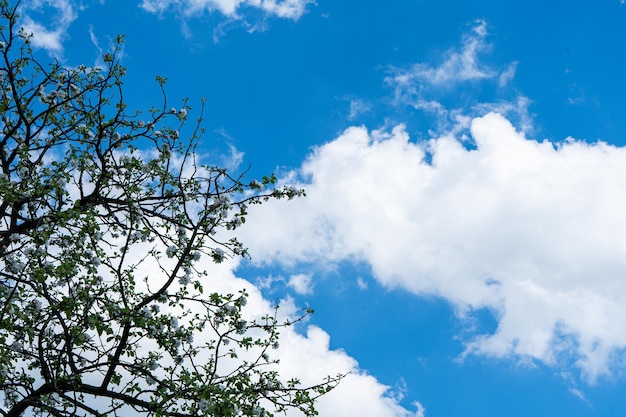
0, 1, 342, 416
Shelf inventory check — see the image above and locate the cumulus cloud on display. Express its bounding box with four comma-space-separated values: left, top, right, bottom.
139, 0, 313, 20
239, 112, 626, 382
169, 259, 423, 416
274, 323, 424, 417
88, 207, 422, 416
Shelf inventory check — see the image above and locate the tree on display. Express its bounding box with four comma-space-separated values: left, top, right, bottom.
0, 1, 342, 416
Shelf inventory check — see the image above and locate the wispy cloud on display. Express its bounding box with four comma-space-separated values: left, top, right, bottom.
387, 20, 496, 93
498, 62, 518, 87
356, 277, 368, 290
569, 387, 591, 406
343, 97, 372, 120
138, 0, 178, 14
139, 0, 313, 20
18, 0, 78, 56
385, 20, 528, 135
413, 402, 427, 417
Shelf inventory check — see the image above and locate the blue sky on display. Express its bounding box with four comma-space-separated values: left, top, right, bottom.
20, 0, 626, 415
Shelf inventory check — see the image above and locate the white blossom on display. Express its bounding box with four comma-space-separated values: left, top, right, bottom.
235, 320, 247, 335
170, 316, 179, 330
221, 306, 235, 317
6, 256, 25, 273
198, 399, 212, 412
148, 323, 164, 335
227, 217, 242, 230
29, 299, 42, 312
166, 245, 177, 258
212, 247, 225, 263
140, 307, 151, 318
215, 194, 230, 206
285, 185, 304, 199
251, 179, 264, 190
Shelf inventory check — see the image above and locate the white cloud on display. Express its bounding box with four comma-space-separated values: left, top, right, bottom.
385, 20, 528, 136
13, 142, 421, 416
247, 0, 311, 19
473, 95, 534, 134
139, 0, 313, 20
568, 387, 591, 406
414, 401, 427, 417
274, 324, 424, 417
357, 276, 368, 290
100, 225, 422, 416
178, 262, 422, 416
223, 143, 245, 170
348, 98, 372, 120
288, 273, 313, 295
19, 0, 78, 55
239, 112, 626, 382
387, 19, 495, 94
498, 62, 518, 87
139, 0, 179, 13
